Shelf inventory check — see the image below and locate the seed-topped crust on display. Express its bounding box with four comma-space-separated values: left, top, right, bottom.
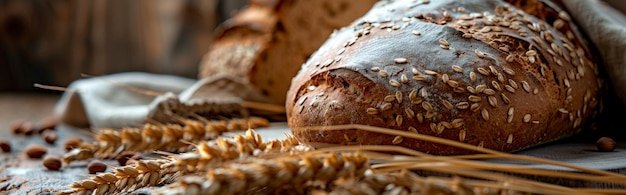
287, 0, 602, 155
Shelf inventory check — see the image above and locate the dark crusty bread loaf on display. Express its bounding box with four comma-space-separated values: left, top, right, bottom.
199, 0, 379, 105
287, 0, 604, 155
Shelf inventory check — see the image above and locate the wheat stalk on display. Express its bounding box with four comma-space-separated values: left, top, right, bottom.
63, 117, 269, 164
59, 129, 312, 194
160, 129, 309, 180
58, 160, 168, 195
155, 152, 370, 195
311, 170, 470, 195
295, 124, 626, 183
322, 144, 626, 188
62, 142, 97, 164
59, 124, 626, 194
293, 125, 626, 194
177, 128, 309, 173
324, 173, 558, 195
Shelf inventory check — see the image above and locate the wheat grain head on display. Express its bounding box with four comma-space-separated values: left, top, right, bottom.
62, 117, 269, 164
155, 152, 369, 195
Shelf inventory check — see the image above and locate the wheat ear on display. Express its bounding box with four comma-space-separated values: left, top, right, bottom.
155, 152, 370, 195
60, 129, 311, 194
314, 170, 429, 195
58, 159, 170, 195
174, 128, 310, 173
320, 169, 550, 195
63, 117, 269, 164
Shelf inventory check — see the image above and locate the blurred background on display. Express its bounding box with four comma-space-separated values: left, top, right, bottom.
0, 0, 625, 144
1, 0, 625, 92
0, 0, 246, 91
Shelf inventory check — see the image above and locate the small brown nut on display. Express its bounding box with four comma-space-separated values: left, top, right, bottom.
43, 156, 62, 171
597, 137, 617, 152
11, 120, 25, 134
116, 152, 139, 166
0, 140, 11, 153
125, 159, 139, 167
25, 144, 47, 159
37, 116, 57, 134
21, 122, 35, 136
88, 161, 107, 174
42, 131, 58, 144
64, 137, 83, 152
38, 128, 54, 135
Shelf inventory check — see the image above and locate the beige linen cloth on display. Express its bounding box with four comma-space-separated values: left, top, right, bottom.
54, 72, 195, 128
54, 72, 267, 128
54, 0, 626, 129
564, 0, 626, 104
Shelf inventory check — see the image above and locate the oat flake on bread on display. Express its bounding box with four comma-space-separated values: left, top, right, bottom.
286, 0, 604, 155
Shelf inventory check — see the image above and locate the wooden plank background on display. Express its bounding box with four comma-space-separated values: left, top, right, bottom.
0, 0, 247, 92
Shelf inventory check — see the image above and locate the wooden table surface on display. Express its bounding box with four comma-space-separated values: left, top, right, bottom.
0, 93, 293, 195
1, 93, 625, 194
0, 93, 95, 195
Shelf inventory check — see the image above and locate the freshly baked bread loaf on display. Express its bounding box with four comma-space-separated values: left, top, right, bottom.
287, 0, 603, 155
199, 0, 379, 105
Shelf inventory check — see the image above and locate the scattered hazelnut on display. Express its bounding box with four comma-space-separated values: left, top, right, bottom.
42, 131, 58, 144
597, 137, 617, 152
0, 140, 11, 153
21, 122, 35, 136
43, 156, 62, 171
25, 144, 47, 159
64, 137, 83, 152
125, 159, 139, 167
116, 152, 141, 166
88, 161, 107, 174
37, 116, 57, 134
38, 128, 54, 135
11, 120, 25, 134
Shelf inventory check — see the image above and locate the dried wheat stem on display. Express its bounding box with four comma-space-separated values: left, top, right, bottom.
323, 144, 626, 187
62, 142, 98, 164
322, 168, 600, 195
319, 169, 599, 195
241, 101, 286, 113
155, 152, 370, 195
79, 73, 163, 97
421, 167, 598, 195
312, 170, 431, 195
366, 159, 602, 195
296, 124, 626, 179
61, 129, 311, 194
376, 158, 626, 185
60, 159, 174, 195
172, 129, 310, 174
321, 145, 626, 194
63, 117, 269, 164
162, 130, 310, 187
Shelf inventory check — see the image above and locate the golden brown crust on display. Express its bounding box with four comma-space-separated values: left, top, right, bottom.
199, 2, 276, 80
287, 0, 603, 155
199, 0, 379, 105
